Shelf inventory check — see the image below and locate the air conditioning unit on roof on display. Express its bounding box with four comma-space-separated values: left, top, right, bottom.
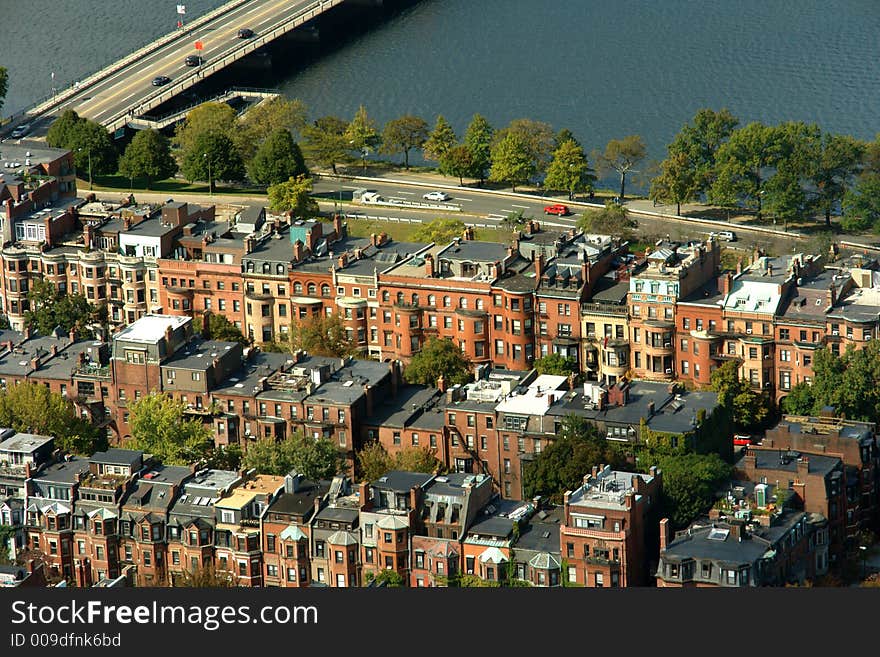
746, 329, 753, 334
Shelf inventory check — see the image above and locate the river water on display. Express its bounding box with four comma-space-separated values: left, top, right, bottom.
3, 0, 879, 167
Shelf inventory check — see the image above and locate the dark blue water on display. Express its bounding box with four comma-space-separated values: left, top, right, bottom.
3, 0, 879, 168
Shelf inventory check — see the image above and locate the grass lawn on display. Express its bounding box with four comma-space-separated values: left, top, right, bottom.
345, 217, 511, 244
82, 175, 266, 197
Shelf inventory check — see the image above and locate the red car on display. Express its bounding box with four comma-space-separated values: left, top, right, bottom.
544, 203, 570, 216
733, 434, 753, 446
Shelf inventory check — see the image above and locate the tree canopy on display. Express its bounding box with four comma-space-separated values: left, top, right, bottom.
195, 312, 248, 345
489, 131, 536, 191
577, 201, 637, 240
543, 138, 595, 200
842, 173, 880, 233
242, 433, 346, 480
118, 129, 177, 189
344, 105, 381, 171
423, 115, 457, 163
593, 135, 647, 200
380, 115, 429, 170
356, 442, 444, 482
236, 96, 308, 160
174, 102, 238, 153
267, 174, 319, 217
403, 338, 472, 387
0, 382, 107, 456
534, 353, 578, 376
463, 114, 494, 184
180, 131, 245, 193
411, 217, 467, 244
496, 118, 556, 176
287, 312, 357, 358
25, 279, 103, 337
0, 67, 7, 116
46, 110, 117, 183
247, 128, 308, 186
127, 392, 213, 465
523, 415, 626, 504
709, 360, 771, 429
439, 144, 474, 185
301, 115, 350, 174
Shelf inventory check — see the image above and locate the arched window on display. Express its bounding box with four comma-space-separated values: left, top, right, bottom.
475, 298, 484, 310
443, 296, 451, 308
396, 292, 404, 304
428, 294, 436, 307
307, 283, 317, 295
459, 297, 468, 309
411, 294, 419, 306
262, 263, 271, 274
382, 290, 390, 302
294, 282, 303, 294
321, 284, 331, 297
276, 264, 285, 275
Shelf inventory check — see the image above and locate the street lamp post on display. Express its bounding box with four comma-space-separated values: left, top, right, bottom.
78, 146, 93, 190
860, 545, 868, 579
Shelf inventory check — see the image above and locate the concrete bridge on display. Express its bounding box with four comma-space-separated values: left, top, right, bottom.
9, 0, 355, 138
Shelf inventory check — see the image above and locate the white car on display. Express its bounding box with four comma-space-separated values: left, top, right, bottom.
423, 191, 451, 202
9, 123, 31, 139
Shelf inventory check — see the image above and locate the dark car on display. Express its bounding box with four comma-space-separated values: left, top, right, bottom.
151, 75, 171, 86
237, 28, 254, 39
184, 55, 203, 67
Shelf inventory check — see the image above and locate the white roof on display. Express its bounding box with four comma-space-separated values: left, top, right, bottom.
723, 280, 782, 315
280, 525, 307, 541
113, 314, 189, 343
479, 547, 508, 564
495, 375, 568, 416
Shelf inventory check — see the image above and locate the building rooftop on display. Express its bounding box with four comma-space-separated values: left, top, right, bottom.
514, 505, 563, 555
214, 474, 285, 509
113, 315, 189, 344
29, 456, 89, 484
746, 449, 842, 478
372, 471, 435, 494
495, 374, 569, 416
423, 473, 492, 499
0, 432, 53, 454
569, 466, 655, 511
89, 449, 142, 467
268, 479, 329, 516
368, 385, 442, 428
162, 338, 241, 371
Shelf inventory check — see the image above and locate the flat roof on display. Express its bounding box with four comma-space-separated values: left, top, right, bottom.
0, 432, 53, 453
89, 448, 142, 466
162, 338, 240, 370
113, 315, 189, 344
214, 474, 285, 509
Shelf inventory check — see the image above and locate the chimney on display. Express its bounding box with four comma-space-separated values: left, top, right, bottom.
68, 327, 76, 343
736, 258, 743, 275
83, 223, 94, 249
826, 287, 836, 307
378, 232, 388, 246
797, 456, 809, 479
533, 251, 544, 280
292, 239, 304, 262
364, 384, 374, 417
245, 236, 256, 254
624, 491, 634, 510
201, 310, 212, 339
313, 496, 322, 516
390, 360, 401, 397
743, 453, 757, 473
23, 326, 32, 340
425, 253, 435, 278
122, 216, 132, 231
164, 324, 174, 349
660, 518, 670, 552
50, 344, 58, 357
333, 214, 343, 238
563, 490, 571, 509
591, 465, 599, 479
359, 481, 371, 511
337, 254, 348, 269
370, 233, 378, 247
409, 486, 419, 513
766, 262, 773, 277
24, 461, 32, 479
722, 272, 732, 296
437, 374, 446, 393
30, 357, 39, 370
507, 245, 516, 259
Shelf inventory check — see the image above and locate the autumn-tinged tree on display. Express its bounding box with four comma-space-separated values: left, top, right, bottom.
649, 150, 699, 215
543, 138, 595, 200
577, 202, 637, 240
174, 102, 237, 153
423, 115, 457, 163
267, 175, 319, 217
380, 115, 429, 169
236, 96, 308, 160
242, 433, 346, 480
301, 115, 350, 174
127, 392, 213, 465
287, 313, 357, 358
403, 338, 471, 387
344, 105, 381, 171
356, 443, 444, 481
496, 118, 556, 176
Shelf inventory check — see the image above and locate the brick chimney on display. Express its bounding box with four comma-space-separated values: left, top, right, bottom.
244, 236, 256, 254
30, 356, 39, 370
83, 223, 94, 249
164, 324, 174, 349
359, 481, 371, 511
122, 216, 132, 231
797, 456, 810, 479
313, 496, 322, 517
68, 327, 77, 343
23, 326, 31, 340
337, 254, 348, 269
364, 384, 374, 417
722, 272, 733, 296
50, 344, 58, 357
437, 374, 446, 393
624, 491, 634, 510
660, 518, 670, 551
292, 239, 304, 262
201, 310, 212, 339
424, 254, 435, 278
370, 233, 378, 247
333, 214, 343, 238
533, 251, 544, 279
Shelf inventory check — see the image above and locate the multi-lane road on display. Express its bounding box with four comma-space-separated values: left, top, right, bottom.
24, 0, 341, 137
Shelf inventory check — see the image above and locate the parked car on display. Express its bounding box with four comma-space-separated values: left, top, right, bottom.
9, 124, 31, 139
151, 75, 171, 86
544, 203, 570, 216
184, 55, 203, 67
238, 28, 254, 38
422, 190, 450, 202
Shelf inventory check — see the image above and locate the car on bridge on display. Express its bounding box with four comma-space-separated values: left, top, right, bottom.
544, 203, 570, 216
184, 55, 203, 67
151, 75, 172, 86
423, 191, 451, 202
238, 28, 254, 39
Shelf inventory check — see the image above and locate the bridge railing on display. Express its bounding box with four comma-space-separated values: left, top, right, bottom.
20, 0, 252, 122
104, 0, 345, 133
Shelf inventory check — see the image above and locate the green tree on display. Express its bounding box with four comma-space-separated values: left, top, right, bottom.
523, 415, 625, 503
592, 135, 647, 201
366, 569, 404, 587
665, 108, 739, 194
242, 433, 346, 480
117, 129, 177, 189
0, 524, 15, 565
554, 128, 581, 150
439, 144, 474, 185
808, 132, 865, 227
577, 201, 637, 240
246, 128, 308, 186
174, 102, 237, 153
236, 96, 308, 160
25, 279, 102, 336
649, 150, 699, 216
267, 174, 319, 217
0, 67, 7, 116
395, 446, 444, 475
380, 115, 429, 170
195, 312, 248, 345
463, 113, 494, 185
174, 563, 236, 587
423, 115, 457, 163
344, 105, 381, 172
301, 115, 350, 174
496, 118, 556, 176
47, 110, 117, 186
781, 382, 816, 415
842, 173, 880, 232
644, 449, 733, 528
287, 312, 356, 357
543, 139, 595, 200
534, 353, 577, 376
710, 360, 771, 429
489, 131, 535, 191
46, 110, 83, 150
0, 382, 107, 455
356, 443, 443, 481
127, 392, 213, 465
403, 338, 472, 387
204, 444, 243, 471
412, 217, 466, 244
180, 131, 245, 193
